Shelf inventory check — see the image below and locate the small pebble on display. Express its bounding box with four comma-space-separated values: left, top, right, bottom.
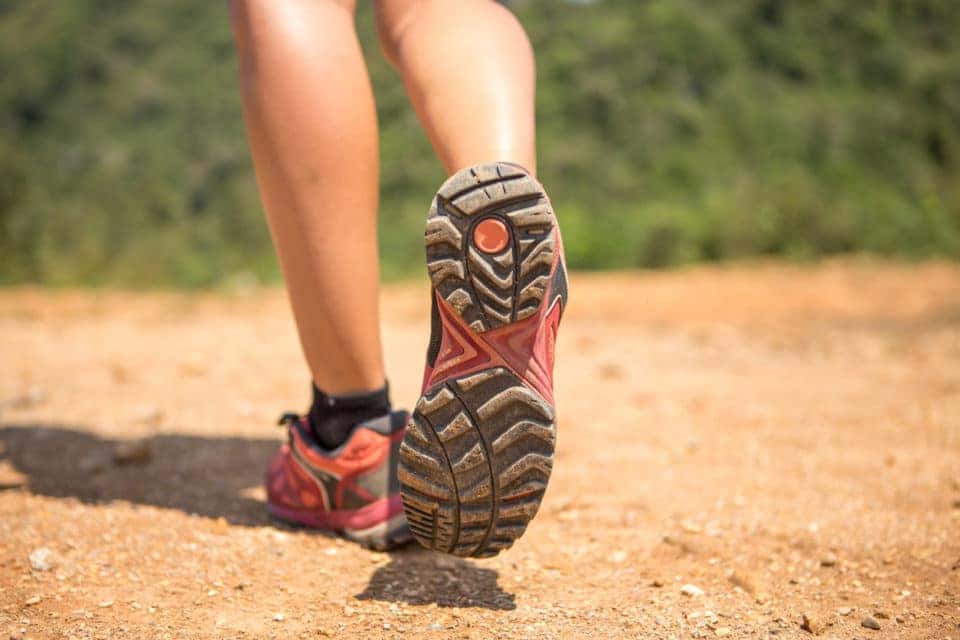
800, 612, 823, 635
29, 548, 54, 572
680, 584, 704, 597
680, 520, 703, 534
133, 406, 164, 426
820, 552, 837, 567
861, 616, 881, 630
98, 600, 114, 608
715, 627, 732, 637
273, 613, 285, 622
728, 570, 758, 595
837, 607, 853, 616
24, 595, 41, 606
662, 534, 698, 554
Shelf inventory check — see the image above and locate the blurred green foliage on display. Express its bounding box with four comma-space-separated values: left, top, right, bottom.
1, 0, 958, 286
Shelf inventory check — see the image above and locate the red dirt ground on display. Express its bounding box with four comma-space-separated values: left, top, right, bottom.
1, 260, 959, 639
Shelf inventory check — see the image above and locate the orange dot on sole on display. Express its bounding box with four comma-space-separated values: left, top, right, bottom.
473, 218, 510, 254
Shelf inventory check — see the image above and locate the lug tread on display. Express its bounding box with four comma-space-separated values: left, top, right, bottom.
424, 162, 558, 331
399, 367, 556, 558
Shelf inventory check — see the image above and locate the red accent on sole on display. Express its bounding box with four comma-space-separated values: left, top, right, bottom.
473, 218, 510, 254
424, 241, 564, 404
425, 292, 557, 405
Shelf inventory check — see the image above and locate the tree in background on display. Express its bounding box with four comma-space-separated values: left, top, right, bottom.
1, 0, 958, 286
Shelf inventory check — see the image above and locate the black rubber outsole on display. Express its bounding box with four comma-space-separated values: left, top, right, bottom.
399, 163, 560, 558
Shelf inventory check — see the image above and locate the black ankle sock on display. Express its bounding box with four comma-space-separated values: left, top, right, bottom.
307, 382, 391, 450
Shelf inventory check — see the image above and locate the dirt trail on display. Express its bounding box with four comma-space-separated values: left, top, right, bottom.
1, 260, 959, 639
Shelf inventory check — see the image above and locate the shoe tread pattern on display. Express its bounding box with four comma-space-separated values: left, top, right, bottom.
425, 162, 557, 333
399, 367, 556, 557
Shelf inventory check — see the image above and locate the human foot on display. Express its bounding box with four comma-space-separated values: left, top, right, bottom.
266, 411, 411, 550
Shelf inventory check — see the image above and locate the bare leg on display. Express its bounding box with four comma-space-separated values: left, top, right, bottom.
378, 1, 562, 558
230, 0, 385, 394
375, 0, 537, 175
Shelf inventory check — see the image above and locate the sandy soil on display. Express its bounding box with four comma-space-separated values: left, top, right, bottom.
1, 259, 959, 640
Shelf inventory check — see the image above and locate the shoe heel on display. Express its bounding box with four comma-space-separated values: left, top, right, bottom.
399, 367, 556, 557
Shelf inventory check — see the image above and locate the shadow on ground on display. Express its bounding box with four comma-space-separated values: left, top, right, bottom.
0, 423, 517, 611
356, 549, 516, 611
0, 423, 277, 526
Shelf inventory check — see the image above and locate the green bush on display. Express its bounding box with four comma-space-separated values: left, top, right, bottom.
1, 0, 958, 286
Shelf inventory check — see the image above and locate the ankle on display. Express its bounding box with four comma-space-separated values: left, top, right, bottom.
307, 382, 392, 449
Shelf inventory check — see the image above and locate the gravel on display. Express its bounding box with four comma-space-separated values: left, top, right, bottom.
861, 616, 881, 630
3, 265, 960, 639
